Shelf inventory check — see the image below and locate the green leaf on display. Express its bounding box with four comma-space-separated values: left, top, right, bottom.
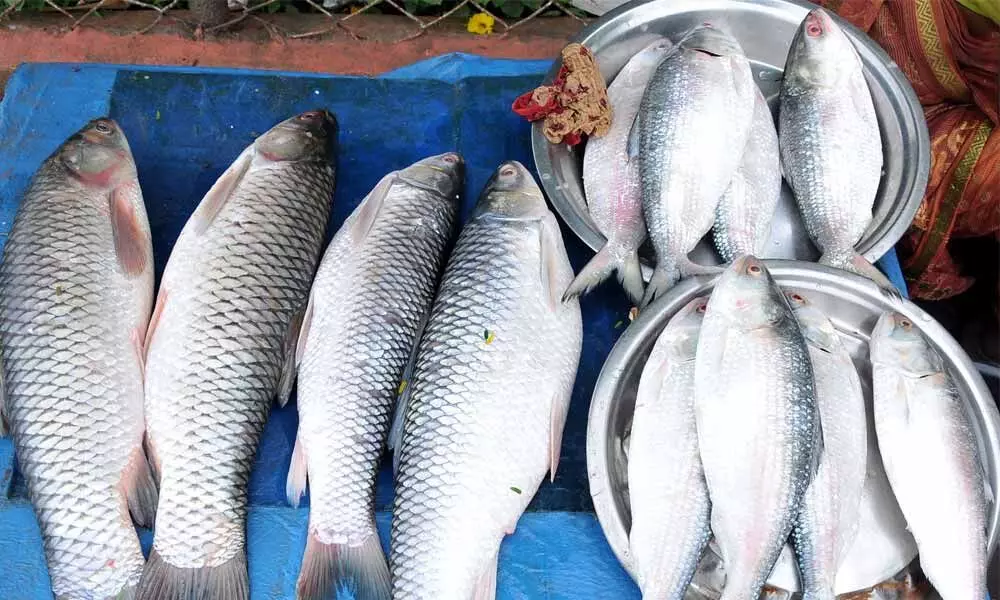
510, 486, 522, 494
498, 1, 523, 17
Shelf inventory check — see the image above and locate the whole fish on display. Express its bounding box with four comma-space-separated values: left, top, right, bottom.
712, 85, 781, 263
779, 8, 891, 288
569, 37, 672, 304
390, 161, 583, 599
632, 24, 755, 306
0, 118, 155, 600
628, 296, 711, 600
786, 292, 867, 600
288, 153, 463, 600
138, 110, 337, 600
870, 312, 988, 600
694, 256, 817, 600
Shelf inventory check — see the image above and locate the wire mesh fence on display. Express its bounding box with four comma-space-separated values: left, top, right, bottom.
0, 0, 590, 41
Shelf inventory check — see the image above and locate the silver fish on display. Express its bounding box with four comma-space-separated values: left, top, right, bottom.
390, 161, 583, 599
0, 118, 155, 600
632, 24, 755, 306
138, 110, 337, 600
778, 8, 890, 288
870, 312, 989, 600
694, 256, 817, 600
288, 153, 463, 600
712, 85, 781, 263
570, 37, 672, 304
786, 292, 867, 600
628, 296, 711, 600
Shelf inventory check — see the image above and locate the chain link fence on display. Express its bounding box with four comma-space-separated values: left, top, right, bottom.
0, 0, 590, 41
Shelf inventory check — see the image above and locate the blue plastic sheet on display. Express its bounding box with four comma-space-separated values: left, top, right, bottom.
0, 55, 908, 599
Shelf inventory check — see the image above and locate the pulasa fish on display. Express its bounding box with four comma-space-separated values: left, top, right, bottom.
712, 85, 781, 263
870, 312, 989, 600
137, 110, 337, 600
779, 8, 892, 289
0, 118, 155, 599
569, 37, 672, 304
628, 296, 711, 600
694, 256, 818, 600
288, 153, 464, 600
786, 292, 867, 600
631, 24, 755, 306
390, 161, 583, 600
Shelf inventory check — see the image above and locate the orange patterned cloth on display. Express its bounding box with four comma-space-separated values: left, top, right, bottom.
817, 0, 999, 299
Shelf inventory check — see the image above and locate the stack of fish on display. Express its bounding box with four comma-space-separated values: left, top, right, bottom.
626, 256, 990, 600
570, 8, 895, 307
0, 98, 583, 598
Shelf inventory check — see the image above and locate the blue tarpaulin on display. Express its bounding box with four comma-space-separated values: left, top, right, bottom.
0, 54, 907, 599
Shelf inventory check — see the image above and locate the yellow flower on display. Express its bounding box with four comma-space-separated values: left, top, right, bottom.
350, 4, 362, 14
467, 12, 495, 35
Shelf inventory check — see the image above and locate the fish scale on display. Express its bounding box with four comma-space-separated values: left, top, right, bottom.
0, 119, 153, 600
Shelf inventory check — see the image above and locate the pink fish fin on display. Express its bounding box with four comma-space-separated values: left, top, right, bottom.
110, 181, 150, 278
296, 531, 390, 600
276, 298, 311, 408
143, 285, 168, 362
191, 147, 253, 236
472, 548, 499, 600
135, 547, 248, 600
131, 327, 145, 382
286, 435, 309, 507
122, 443, 158, 528
538, 214, 566, 312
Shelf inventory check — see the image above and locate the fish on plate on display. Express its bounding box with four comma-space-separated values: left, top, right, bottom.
288, 153, 464, 600
870, 312, 990, 600
570, 37, 672, 304
628, 296, 711, 600
694, 256, 818, 600
390, 161, 583, 600
137, 110, 337, 600
779, 8, 892, 289
631, 23, 756, 306
0, 117, 155, 600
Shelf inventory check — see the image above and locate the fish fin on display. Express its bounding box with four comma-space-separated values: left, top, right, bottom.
191, 147, 253, 236
294, 292, 316, 371
286, 435, 308, 507
539, 215, 567, 311
276, 302, 309, 407
143, 285, 168, 361
388, 304, 431, 462
619, 251, 645, 305
626, 113, 641, 162
820, 251, 901, 299
123, 445, 159, 528
136, 547, 249, 600
0, 353, 7, 437
296, 531, 390, 600
640, 263, 680, 308
131, 328, 145, 381
110, 182, 149, 278
563, 244, 617, 302
677, 256, 724, 278
144, 434, 161, 486
549, 384, 573, 482
349, 173, 396, 242
471, 549, 499, 600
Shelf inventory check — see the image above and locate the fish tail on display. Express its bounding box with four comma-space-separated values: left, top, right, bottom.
562, 244, 619, 302
296, 530, 390, 600
123, 447, 159, 528
619, 250, 645, 305
639, 262, 680, 308
819, 251, 901, 298
135, 547, 249, 600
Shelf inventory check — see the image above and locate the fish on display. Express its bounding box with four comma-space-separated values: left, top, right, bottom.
870, 312, 989, 600
137, 110, 337, 600
778, 8, 891, 289
628, 296, 711, 600
0, 117, 155, 600
631, 24, 756, 306
569, 37, 673, 304
712, 85, 781, 263
288, 153, 464, 600
786, 292, 867, 600
390, 161, 583, 600
693, 256, 818, 600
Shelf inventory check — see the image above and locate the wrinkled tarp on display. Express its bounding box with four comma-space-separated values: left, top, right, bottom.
0, 55, 906, 599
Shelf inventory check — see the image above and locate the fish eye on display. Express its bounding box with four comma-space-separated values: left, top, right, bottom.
442, 154, 459, 164
500, 166, 517, 178
94, 121, 113, 135
696, 303, 707, 314
297, 111, 323, 122
806, 22, 823, 37
899, 318, 912, 329
790, 293, 804, 303
747, 264, 762, 276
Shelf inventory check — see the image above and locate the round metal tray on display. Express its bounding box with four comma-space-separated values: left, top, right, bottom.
532, 0, 930, 268
587, 261, 1000, 594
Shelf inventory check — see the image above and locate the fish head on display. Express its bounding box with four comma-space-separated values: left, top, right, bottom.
677, 23, 745, 57
255, 109, 338, 162
400, 152, 465, 199
472, 161, 548, 221
786, 291, 840, 352
58, 118, 134, 186
708, 255, 789, 330
662, 296, 708, 361
870, 312, 945, 377
784, 8, 859, 90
